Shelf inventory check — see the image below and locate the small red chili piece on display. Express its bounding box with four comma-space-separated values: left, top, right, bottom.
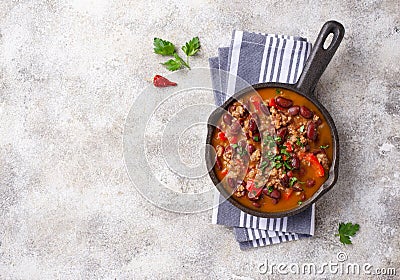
153, 75, 177, 87
218, 132, 227, 141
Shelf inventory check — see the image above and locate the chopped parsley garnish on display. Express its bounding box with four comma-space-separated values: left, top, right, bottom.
265, 151, 275, 161
283, 161, 292, 170
268, 186, 274, 193
275, 89, 282, 94
237, 146, 246, 156
320, 145, 330, 149
260, 161, 268, 171
299, 125, 305, 133
263, 135, 276, 148
296, 137, 304, 147
232, 144, 238, 149
289, 177, 298, 187
253, 135, 259, 142
298, 201, 303, 205
280, 148, 291, 157
274, 136, 282, 142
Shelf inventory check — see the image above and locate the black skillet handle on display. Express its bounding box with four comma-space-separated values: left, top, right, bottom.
295, 21, 345, 95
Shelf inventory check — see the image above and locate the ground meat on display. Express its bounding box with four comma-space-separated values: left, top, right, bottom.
247, 168, 257, 179
243, 119, 250, 133
270, 107, 292, 129
234, 184, 246, 197
265, 168, 286, 190
223, 148, 232, 162
216, 145, 224, 157
231, 103, 247, 119
250, 149, 261, 162
316, 153, 329, 170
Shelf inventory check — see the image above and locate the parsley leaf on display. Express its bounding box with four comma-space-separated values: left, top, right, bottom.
283, 160, 292, 170
274, 155, 282, 161
162, 58, 181, 71
275, 89, 282, 94
280, 148, 291, 157
320, 145, 330, 149
289, 177, 298, 187
336, 222, 360, 245
162, 56, 182, 71
162, 53, 189, 71
296, 137, 304, 147
268, 186, 274, 193
174, 53, 190, 68
182, 36, 201, 57
153, 38, 176, 56
260, 161, 269, 171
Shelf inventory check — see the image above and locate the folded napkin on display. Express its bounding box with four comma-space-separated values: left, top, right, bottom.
209, 30, 314, 250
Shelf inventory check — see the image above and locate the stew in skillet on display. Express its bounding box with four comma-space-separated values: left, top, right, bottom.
212, 88, 332, 212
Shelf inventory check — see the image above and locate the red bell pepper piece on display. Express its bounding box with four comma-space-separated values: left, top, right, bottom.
220, 168, 228, 177
250, 95, 261, 111
246, 180, 263, 197
153, 75, 177, 87
269, 98, 285, 110
283, 188, 293, 200
305, 153, 325, 177
284, 141, 293, 152
269, 98, 277, 107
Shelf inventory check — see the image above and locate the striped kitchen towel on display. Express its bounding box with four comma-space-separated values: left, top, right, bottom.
209, 30, 314, 250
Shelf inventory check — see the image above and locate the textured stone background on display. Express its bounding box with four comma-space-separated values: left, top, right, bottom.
0, 0, 399, 279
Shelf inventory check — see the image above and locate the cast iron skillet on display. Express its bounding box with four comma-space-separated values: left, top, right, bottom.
206, 21, 345, 218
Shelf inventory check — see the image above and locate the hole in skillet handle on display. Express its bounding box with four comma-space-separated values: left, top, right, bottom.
295, 20, 345, 96
323, 33, 334, 50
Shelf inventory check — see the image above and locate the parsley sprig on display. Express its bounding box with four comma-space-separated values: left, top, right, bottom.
336, 222, 360, 245
153, 37, 201, 71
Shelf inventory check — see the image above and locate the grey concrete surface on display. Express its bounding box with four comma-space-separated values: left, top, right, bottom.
0, 0, 399, 279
